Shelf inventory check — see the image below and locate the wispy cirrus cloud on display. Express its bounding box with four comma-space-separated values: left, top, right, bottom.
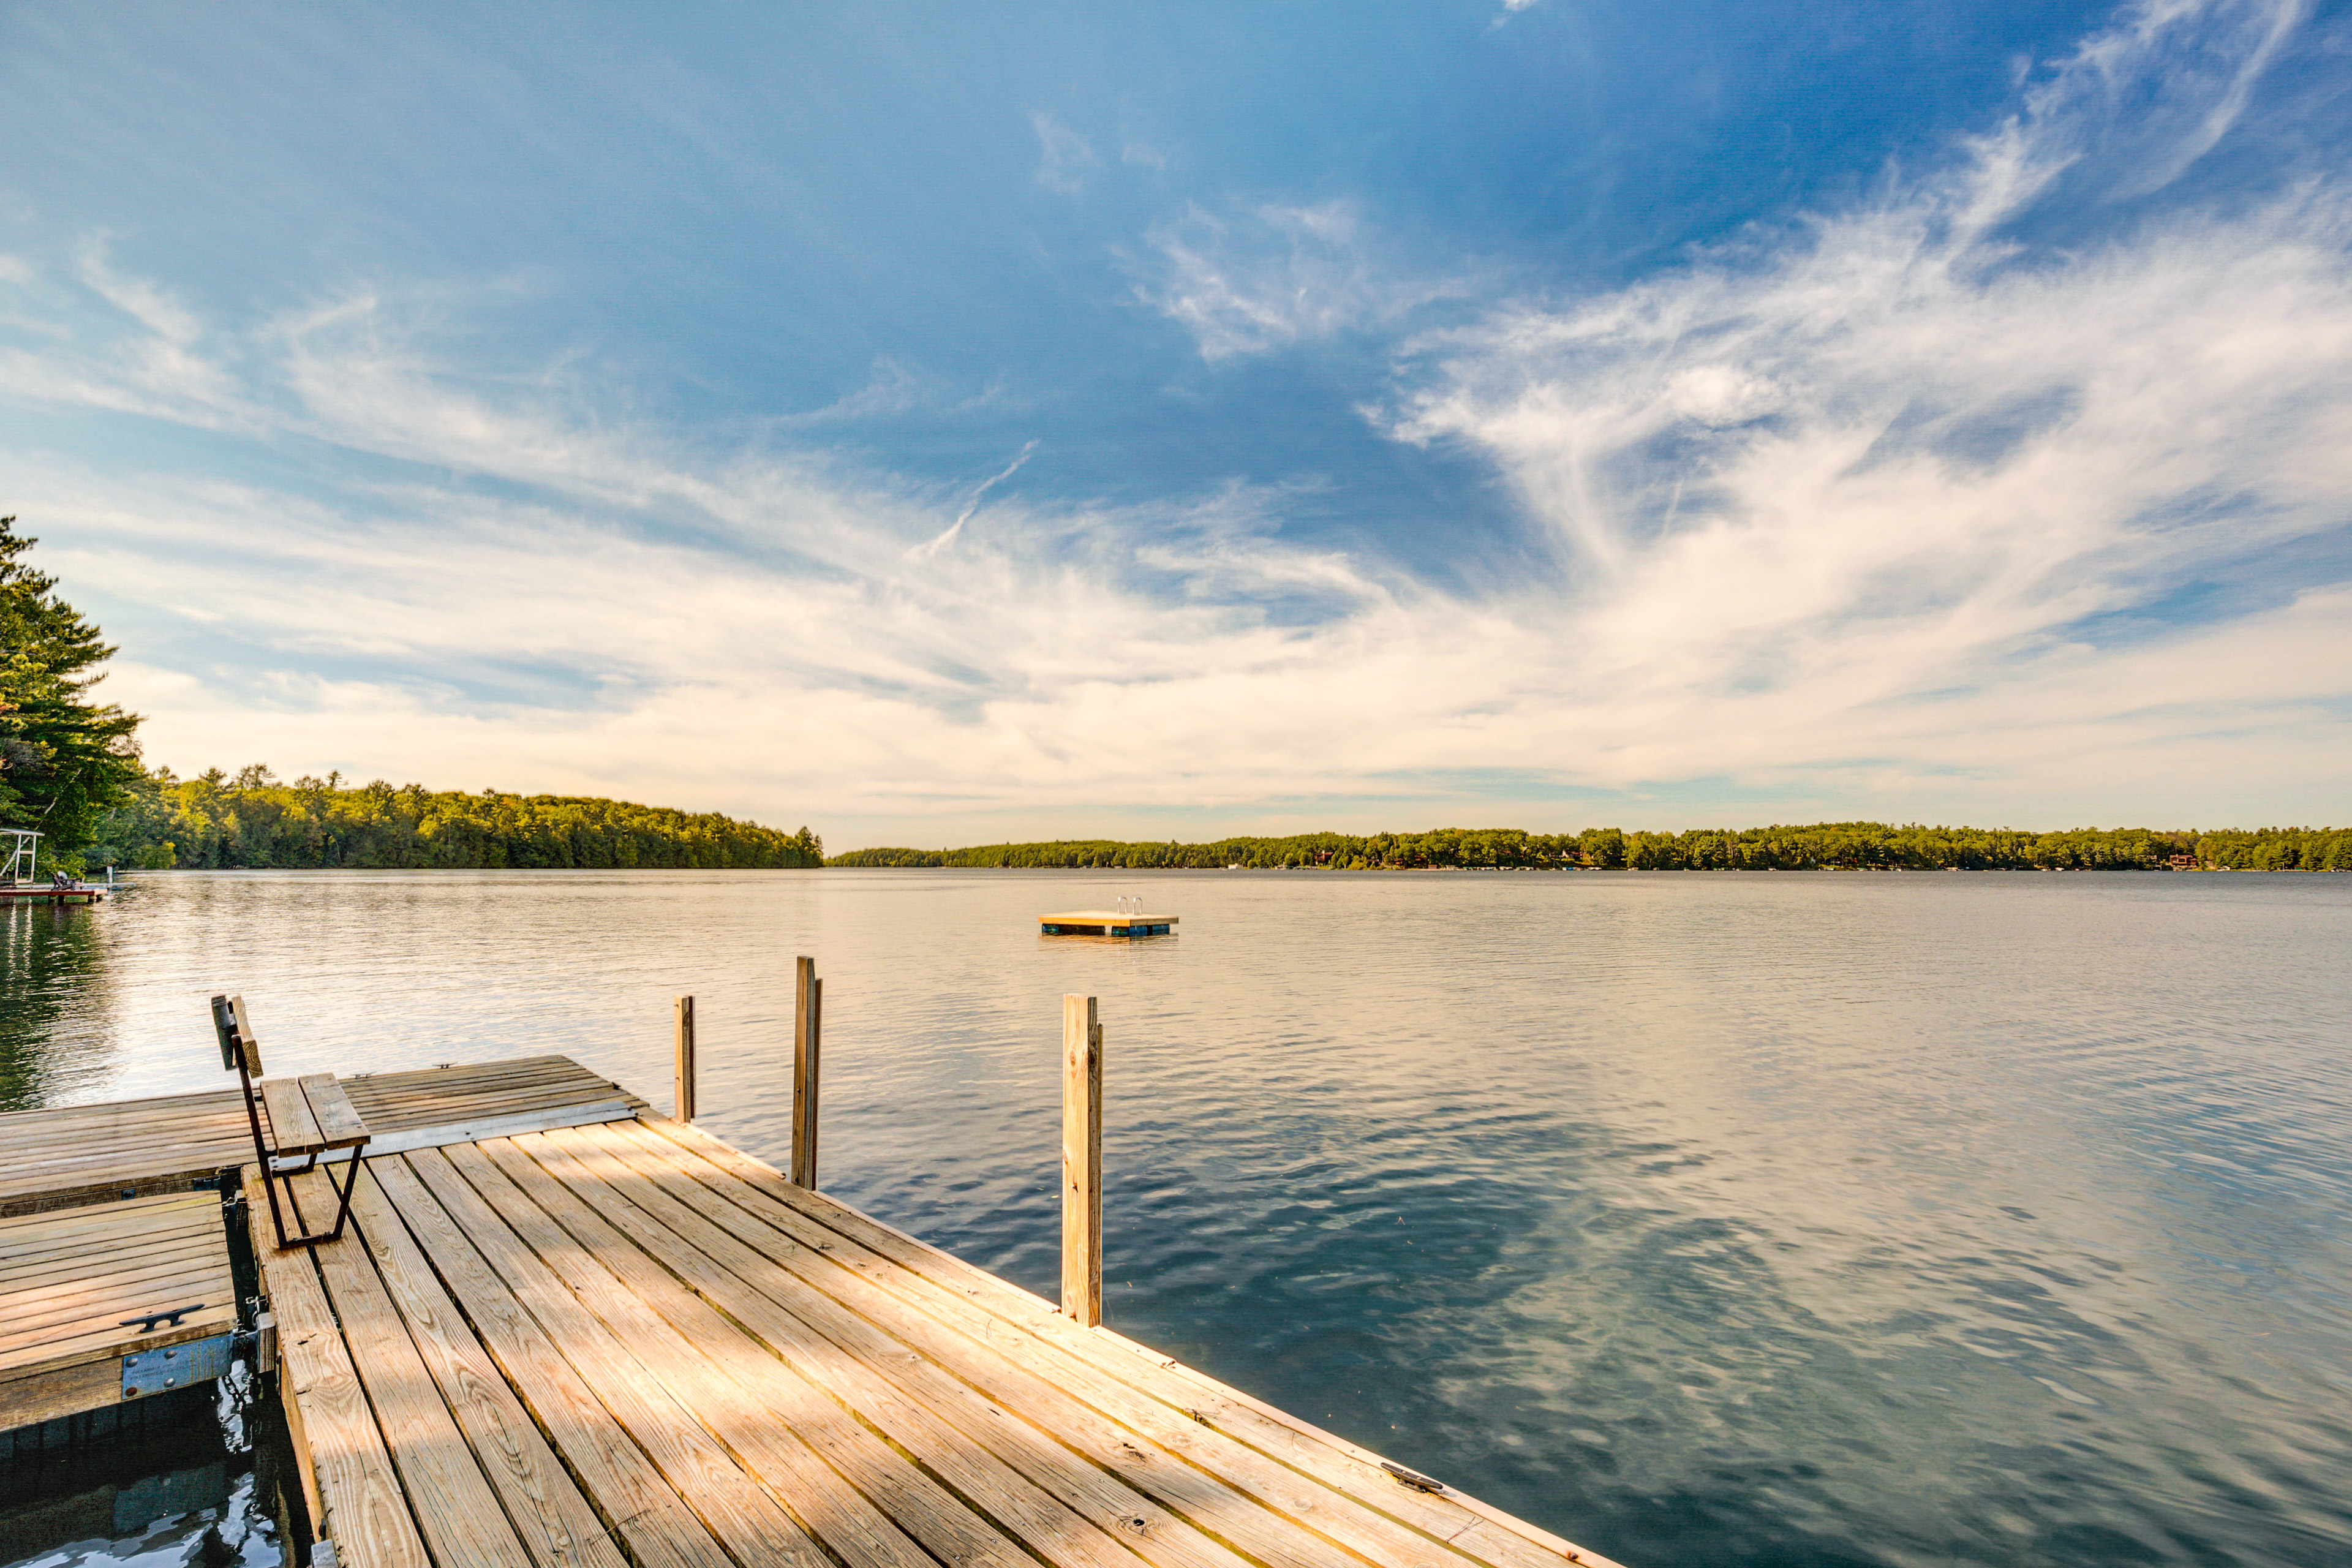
1374, 0, 2349, 807
911, 440, 1039, 560
1031, 112, 1098, 195
1134, 200, 1470, 360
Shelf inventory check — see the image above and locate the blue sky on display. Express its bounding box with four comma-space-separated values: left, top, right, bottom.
3, 0, 2346, 844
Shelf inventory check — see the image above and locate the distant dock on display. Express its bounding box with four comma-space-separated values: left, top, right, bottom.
1040, 910, 1178, 937
0, 973, 1624, 1568
0, 884, 105, 906
0, 828, 105, 904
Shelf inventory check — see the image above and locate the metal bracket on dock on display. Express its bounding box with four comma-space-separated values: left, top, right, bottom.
123, 1333, 233, 1399
238, 1307, 279, 1370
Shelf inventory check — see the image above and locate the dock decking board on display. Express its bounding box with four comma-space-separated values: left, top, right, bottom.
579, 1121, 1460, 1568
552, 1121, 1339, 1568
400, 1143, 838, 1568
337, 1166, 632, 1568
246, 1170, 434, 1568
456, 1134, 994, 1568
364, 1156, 739, 1568
292, 1168, 544, 1568
498, 1129, 1163, 1568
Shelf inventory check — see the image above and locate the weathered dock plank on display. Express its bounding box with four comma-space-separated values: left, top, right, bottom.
558, 1119, 1292, 1568
467, 1133, 1002, 1568
631, 1113, 1630, 1568
341, 1166, 628, 1568
511, 1127, 1165, 1568
294, 1167, 541, 1568
402, 1144, 832, 1568
600, 1119, 1437, 1568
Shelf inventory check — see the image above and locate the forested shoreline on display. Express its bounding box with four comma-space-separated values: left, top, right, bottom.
90, 765, 823, 870
829, 823, 2352, 872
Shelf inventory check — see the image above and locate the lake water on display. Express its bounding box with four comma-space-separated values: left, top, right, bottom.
4, 868, 2350, 1568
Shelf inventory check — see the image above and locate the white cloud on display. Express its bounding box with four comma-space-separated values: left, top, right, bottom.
1031, 112, 1098, 195
1378, 0, 2348, 810
1, 0, 2345, 840
911, 440, 1039, 560
1134, 201, 1468, 360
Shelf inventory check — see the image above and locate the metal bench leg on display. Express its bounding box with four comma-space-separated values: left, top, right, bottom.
236, 1065, 310, 1251
230, 1041, 361, 1251
270, 1152, 318, 1249
265, 1152, 363, 1250
319, 1152, 364, 1244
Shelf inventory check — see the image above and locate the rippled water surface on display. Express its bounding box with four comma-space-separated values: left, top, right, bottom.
5, 869, 2350, 1568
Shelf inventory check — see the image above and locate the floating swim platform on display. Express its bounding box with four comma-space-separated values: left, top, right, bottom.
1039, 910, 1178, 937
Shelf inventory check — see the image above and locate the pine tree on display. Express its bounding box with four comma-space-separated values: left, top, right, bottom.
0, 517, 143, 865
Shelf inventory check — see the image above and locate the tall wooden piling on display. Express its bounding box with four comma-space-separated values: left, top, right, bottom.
792, 958, 821, 1188
1061, 993, 1102, 1326
674, 997, 696, 1123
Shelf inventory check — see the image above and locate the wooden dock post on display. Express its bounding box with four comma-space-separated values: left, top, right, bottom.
1061, 994, 1102, 1326
791, 958, 821, 1188
674, 997, 696, 1123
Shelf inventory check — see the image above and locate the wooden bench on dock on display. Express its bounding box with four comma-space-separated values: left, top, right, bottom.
214, 994, 374, 1250
0, 1192, 238, 1430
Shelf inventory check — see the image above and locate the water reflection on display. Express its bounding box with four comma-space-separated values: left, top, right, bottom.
0, 902, 118, 1111
3, 869, 2349, 1567
1, 1370, 290, 1568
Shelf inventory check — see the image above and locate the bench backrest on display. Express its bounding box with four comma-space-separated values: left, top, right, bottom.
210, 993, 263, 1078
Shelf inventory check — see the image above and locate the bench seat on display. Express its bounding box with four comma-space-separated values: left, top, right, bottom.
259, 1074, 372, 1159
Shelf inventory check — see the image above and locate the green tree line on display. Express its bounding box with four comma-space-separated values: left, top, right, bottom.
89, 764, 822, 870
829, 822, 2352, 872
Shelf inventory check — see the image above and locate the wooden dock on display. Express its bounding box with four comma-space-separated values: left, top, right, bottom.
1, 1012, 1624, 1568
250, 1107, 1622, 1568
0, 885, 105, 905
0, 1057, 643, 1439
